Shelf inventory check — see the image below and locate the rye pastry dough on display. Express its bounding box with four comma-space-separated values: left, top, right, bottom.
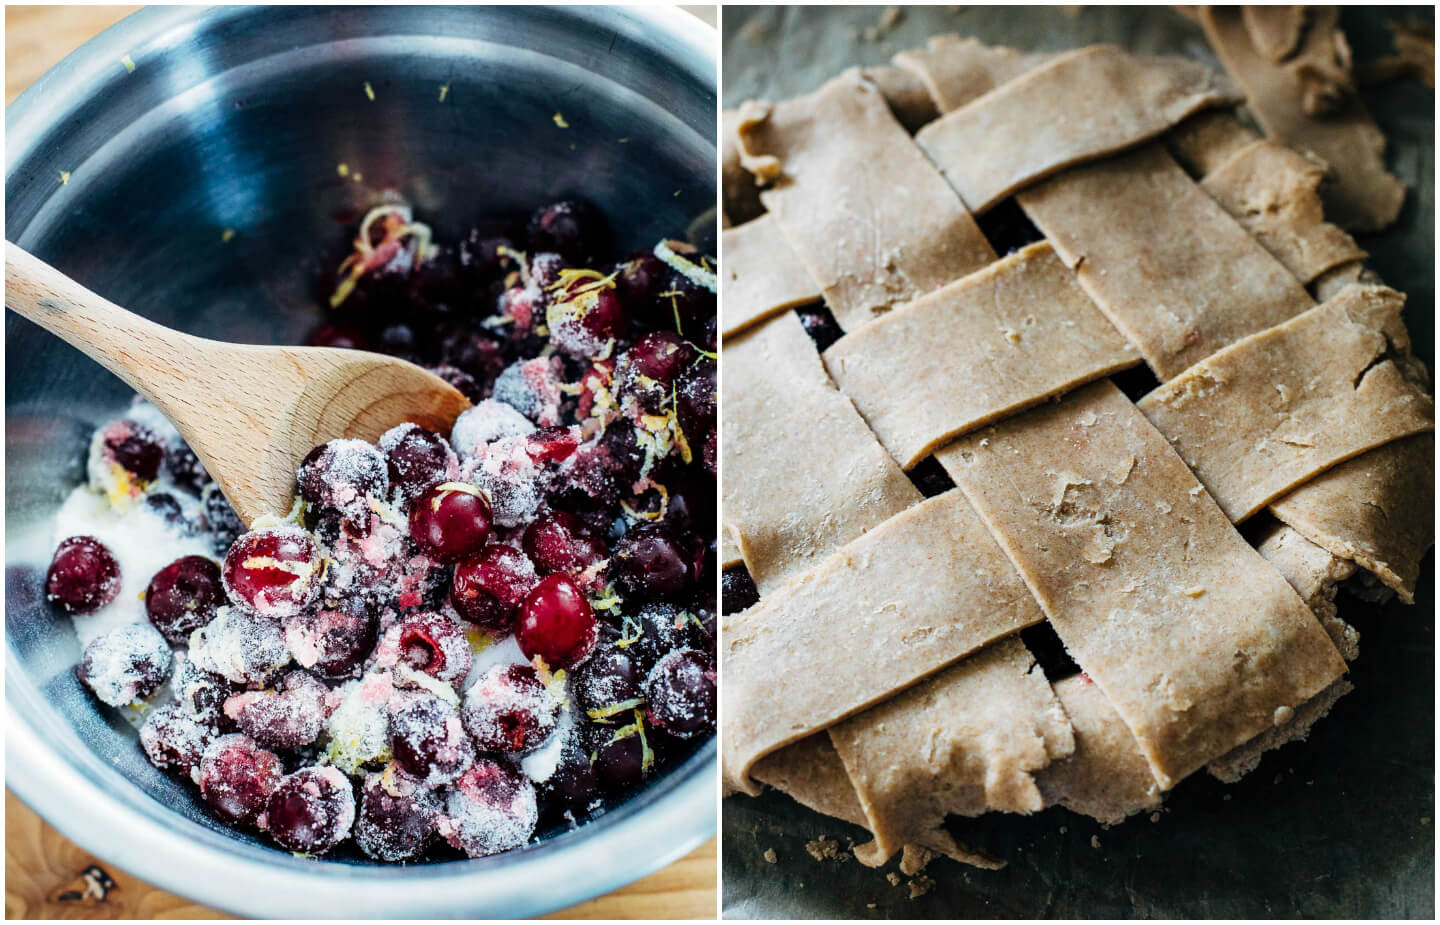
721, 25, 1433, 872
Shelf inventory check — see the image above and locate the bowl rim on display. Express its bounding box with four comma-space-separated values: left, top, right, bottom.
5, 4, 717, 918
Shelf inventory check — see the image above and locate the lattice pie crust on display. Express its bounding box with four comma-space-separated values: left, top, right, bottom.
721, 21, 1433, 871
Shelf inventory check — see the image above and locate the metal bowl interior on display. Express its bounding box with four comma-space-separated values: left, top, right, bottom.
6, 5, 716, 918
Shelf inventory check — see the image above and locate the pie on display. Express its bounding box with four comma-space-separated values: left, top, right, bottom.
720, 14, 1433, 873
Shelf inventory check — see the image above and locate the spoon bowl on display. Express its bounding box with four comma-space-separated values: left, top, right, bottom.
5, 241, 471, 523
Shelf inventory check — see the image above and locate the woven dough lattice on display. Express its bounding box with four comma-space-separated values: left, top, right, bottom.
720, 14, 1434, 873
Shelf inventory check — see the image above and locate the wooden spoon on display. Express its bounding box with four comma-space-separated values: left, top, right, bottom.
5, 241, 471, 525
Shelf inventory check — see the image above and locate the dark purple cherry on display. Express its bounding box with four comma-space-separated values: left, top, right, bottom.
45, 536, 121, 614
146, 555, 225, 644
525, 199, 608, 263
266, 767, 356, 854
645, 649, 715, 739
612, 523, 700, 599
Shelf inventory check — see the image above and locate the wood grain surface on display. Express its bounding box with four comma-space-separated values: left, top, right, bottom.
4, 6, 718, 920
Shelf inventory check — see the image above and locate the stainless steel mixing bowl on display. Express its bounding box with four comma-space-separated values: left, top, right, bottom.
6, 6, 716, 917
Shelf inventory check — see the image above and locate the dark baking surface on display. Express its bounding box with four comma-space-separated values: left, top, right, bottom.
721, 6, 1434, 919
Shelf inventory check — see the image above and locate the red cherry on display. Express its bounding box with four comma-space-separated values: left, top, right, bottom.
516, 574, 598, 670
450, 545, 538, 634
408, 482, 493, 563
222, 526, 322, 620
522, 511, 608, 581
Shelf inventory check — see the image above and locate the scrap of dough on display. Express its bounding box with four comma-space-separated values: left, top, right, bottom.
824, 241, 1138, 469
1138, 285, 1433, 522
829, 636, 1074, 867
722, 312, 919, 592
750, 735, 1005, 871
1198, 6, 1405, 232
937, 381, 1347, 789
1270, 433, 1436, 603
1200, 139, 1367, 284
914, 44, 1239, 212
1018, 144, 1316, 381
722, 109, 767, 226
723, 490, 1044, 795
734, 69, 996, 330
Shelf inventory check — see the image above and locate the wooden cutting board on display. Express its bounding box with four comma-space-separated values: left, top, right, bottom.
4, 6, 717, 919
6, 792, 716, 919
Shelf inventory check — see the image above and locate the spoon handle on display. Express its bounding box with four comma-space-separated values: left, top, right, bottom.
5, 241, 198, 400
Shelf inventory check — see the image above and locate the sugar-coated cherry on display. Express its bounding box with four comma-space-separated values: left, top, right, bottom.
225, 670, 328, 750
354, 771, 438, 862
525, 199, 607, 263
440, 760, 538, 858
76, 623, 172, 707
379, 423, 458, 502
146, 555, 225, 644
222, 526, 322, 620
202, 489, 245, 555
624, 330, 695, 387
266, 767, 356, 854
390, 612, 471, 688
461, 663, 559, 756
95, 419, 165, 483
283, 599, 378, 679
165, 441, 209, 496
198, 734, 284, 827
144, 492, 190, 531
172, 655, 238, 729
408, 482, 493, 563
432, 363, 486, 404
189, 609, 291, 687
297, 439, 388, 521
612, 524, 700, 599
522, 511, 608, 581
546, 277, 626, 358
516, 574, 598, 670
449, 545, 538, 635
46, 536, 121, 615
572, 646, 643, 717
645, 649, 715, 739
389, 695, 474, 787
677, 358, 716, 433
140, 704, 217, 781
545, 745, 601, 813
